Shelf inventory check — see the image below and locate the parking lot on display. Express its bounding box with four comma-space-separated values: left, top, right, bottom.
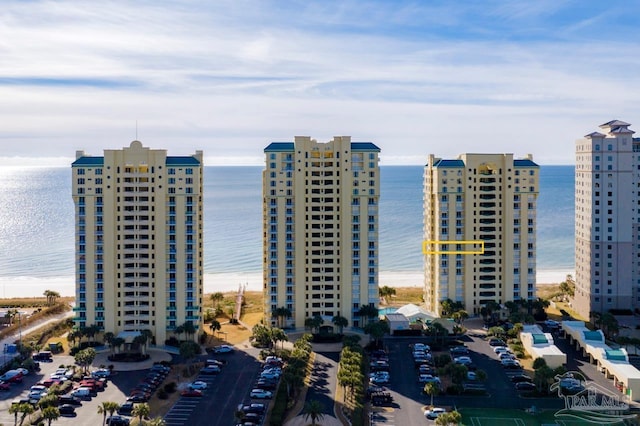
0, 353, 148, 426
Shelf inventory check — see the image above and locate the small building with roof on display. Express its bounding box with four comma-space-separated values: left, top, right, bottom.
562, 321, 640, 401
520, 324, 566, 368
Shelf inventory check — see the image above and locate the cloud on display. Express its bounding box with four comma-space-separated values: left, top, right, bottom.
0, 0, 639, 165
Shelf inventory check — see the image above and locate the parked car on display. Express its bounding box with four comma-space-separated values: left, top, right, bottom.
240, 403, 266, 414
454, 356, 473, 366
511, 374, 533, 383
181, 388, 203, 397
250, 389, 273, 399
418, 374, 441, 385
212, 344, 234, 353
501, 359, 521, 369
450, 346, 469, 356
544, 319, 560, 328
255, 380, 276, 390
488, 338, 506, 347
515, 382, 536, 391
200, 365, 221, 375
424, 407, 447, 419
117, 401, 134, 416
0, 381, 10, 391
493, 346, 511, 354
106, 416, 130, 426
499, 352, 516, 361
188, 381, 208, 390
58, 396, 82, 406
58, 404, 76, 415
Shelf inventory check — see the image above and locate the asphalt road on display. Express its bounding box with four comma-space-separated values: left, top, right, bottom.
305, 352, 339, 417
163, 349, 262, 426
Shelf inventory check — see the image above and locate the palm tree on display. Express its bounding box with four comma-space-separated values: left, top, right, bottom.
424, 381, 440, 407
15, 402, 34, 426
210, 292, 224, 310
183, 321, 196, 341
112, 337, 125, 354
209, 319, 221, 335
132, 402, 150, 425
147, 417, 167, 426
98, 401, 120, 426
379, 286, 396, 304
332, 315, 348, 334
43, 289, 60, 306
303, 400, 325, 426
41, 406, 60, 426
9, 402, 20, 426
271, 327, 288, 350
273, 306, 291, 328
103, 331, 115, 350
174, 324, 185, 341
357, 304, 379, 327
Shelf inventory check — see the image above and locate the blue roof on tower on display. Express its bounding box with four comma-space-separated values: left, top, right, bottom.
433, 159, 464, 167
264, 142, 380, 152
514, 159, 539, 167
351, 142, 380, 152
72, 157, 104, 166
166, 156, 200, 165
264, 142, 295, 152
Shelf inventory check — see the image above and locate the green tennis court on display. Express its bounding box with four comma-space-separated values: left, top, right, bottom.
459, 408, 628, 426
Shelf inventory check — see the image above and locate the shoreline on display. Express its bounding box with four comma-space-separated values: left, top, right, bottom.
0, 269, 574, 299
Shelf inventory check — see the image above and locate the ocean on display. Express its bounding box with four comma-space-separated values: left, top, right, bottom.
0, 165, 574, 297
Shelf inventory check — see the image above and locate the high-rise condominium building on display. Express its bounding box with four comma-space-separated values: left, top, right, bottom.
71, 141, 204, 344
423, 153, 539, 316
263, 136, 380, 330
574, 120, 640, 319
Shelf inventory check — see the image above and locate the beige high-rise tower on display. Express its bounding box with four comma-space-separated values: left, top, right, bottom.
423, 153, 539, 316
71, 141, 204, 344
263, 137, 380, 330
574, 120, 638, 319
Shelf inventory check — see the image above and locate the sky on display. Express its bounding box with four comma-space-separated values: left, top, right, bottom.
1, 0, 639, 166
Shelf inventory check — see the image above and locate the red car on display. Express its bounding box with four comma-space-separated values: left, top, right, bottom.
0, 381, 10, 391
180, 388, 203, 397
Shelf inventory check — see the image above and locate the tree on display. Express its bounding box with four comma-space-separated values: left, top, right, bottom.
303, 400, 325, 426
364, 320, 389, 347
98, 401, 120, 426
436, 410, 462, 426
559, 275, 575, 298
147, 417, 167, 426
74, 347, 97, 374
532, 357, 547, 370
183, 321, 196, 341
67, 328, 81, 347
357, 304, 379, 327
174, 324, 185, 341
209, 319, 221, 334
15, 402, 34, 426
112, 337, 125, 354
43, 289, 60, 306
332, 315, 348, 334
534, 365, 555, 394
599, 312, 619, 339
424, 381, 440, 407
379, 286, 396, 304
132, 403, 151, 425
9, 401, 20, 426
271, 327, 288, 350
273, 306, 291, 329
103, 332, 115, 352
451, 310, 469, 325
210, 292, 224, 310
41, 406, 60, 426
179, 341, 201, 374
251, 324, 274, 348
38, 393, 59, 410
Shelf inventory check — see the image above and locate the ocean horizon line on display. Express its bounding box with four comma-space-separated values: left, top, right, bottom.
0, 159, 577, 168
0, 269, 574, 299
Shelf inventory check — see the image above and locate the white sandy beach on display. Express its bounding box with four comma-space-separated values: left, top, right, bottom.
0, 269, 574, 299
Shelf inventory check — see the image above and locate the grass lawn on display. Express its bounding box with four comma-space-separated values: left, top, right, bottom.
459, 408, 628, 426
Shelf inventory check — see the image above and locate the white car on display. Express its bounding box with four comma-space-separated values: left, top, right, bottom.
424, 407, 446, 419
250, 389, 273, 399
418, 374, 440, 384
454, 356, 472, 366
493, 346, 511, 354
212, 345, 234, 354
188, 381, 208, 390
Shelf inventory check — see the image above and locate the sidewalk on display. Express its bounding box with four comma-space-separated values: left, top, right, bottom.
0, 307, 74, 367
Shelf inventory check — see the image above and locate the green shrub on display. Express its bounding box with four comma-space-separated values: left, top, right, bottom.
269, 382, 288, 426
157, 389, 168, 400
164, 382, 177, 393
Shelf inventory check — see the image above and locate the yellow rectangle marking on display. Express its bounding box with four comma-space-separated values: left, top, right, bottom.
422, 240, 485, 255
